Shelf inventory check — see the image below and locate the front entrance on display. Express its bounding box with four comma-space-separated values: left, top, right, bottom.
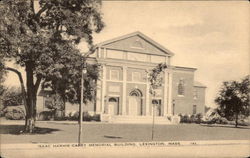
152, 99, 162, 116
128, 89, 143, 116
105, 97, 120, 115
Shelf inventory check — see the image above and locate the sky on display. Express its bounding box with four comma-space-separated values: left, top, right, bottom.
4, 1, 249, 108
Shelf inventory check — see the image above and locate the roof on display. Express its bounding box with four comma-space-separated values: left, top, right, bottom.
96, 31, 174, 56
174, 66, 197, 71
194, 81, 206, 88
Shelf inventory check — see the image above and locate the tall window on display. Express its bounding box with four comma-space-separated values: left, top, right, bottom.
193, 105, 197, 114
193, 89, 198, 99
110, 70, 119, 81
178, 79, 185, 96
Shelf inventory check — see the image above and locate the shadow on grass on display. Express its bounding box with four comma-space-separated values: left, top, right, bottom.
200, 124, 250, 129
104, 135, 122, 139
0, 125, 61, 135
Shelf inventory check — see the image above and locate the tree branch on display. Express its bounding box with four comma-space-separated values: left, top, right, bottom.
34, 75, 42, 94
5, 67, 28, 113
30, 0, 35, 14
35, 3, 51, 20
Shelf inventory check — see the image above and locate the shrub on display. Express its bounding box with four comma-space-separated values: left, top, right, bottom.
38, 111, 53, 121
180, 114, 190, 123
4, 106, 25, 120
83, 112, 91, 121
195, 113, 203, 124
190, 115, 196, 123
92, 114, 100, 121
54, 110, 66, 121
71, 111, 79, 120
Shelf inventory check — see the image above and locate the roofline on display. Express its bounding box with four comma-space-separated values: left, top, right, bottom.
173, 66, 197, 71
96, 31, 174, 56
194, 85, 207, 88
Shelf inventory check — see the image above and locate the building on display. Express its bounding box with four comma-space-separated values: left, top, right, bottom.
37, 31, 206, 124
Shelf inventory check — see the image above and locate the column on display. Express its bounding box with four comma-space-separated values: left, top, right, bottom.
95, 78, 102, 114
104, 48, 107, 58
146, 69, 150, 116
98, 47, 101, 58
167, 71, 173, 115
101, 65, 107, 113
122, 66, 127, 115
163, 70, 168, 116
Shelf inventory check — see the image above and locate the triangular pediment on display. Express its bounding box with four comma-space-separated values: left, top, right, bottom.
96, 31, 174, 56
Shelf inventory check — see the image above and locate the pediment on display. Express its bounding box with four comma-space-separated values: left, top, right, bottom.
97, 32, 174, 56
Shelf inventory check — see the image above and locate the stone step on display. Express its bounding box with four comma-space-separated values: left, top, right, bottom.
101, 115, 172, 124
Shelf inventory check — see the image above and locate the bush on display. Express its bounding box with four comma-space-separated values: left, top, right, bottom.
38, 111, 53, 121
195, 113, 203, 124
179, 114, 191, 123
83, 112, 91, 121
92, 114, 100, 121
178, 113, 203, 124
202, 116, 229, 125
65, 111, 100, 122
4, 106, 25, 120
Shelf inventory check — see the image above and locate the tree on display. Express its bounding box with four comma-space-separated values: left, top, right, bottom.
148, 63, 168, 140
0, 0, 104, 133
215, 76, 249, 127
42, 59, 100, 115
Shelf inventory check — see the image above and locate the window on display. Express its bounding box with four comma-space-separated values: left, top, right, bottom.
110, 70, 119, 81
193, 105, 197, 114
132, 72, 141, 82
193, 89, 198, 99
178, 79, 185, 96
152, 99, 162, 116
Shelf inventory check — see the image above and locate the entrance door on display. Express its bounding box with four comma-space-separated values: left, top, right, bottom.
108, 97, 119, 115
128, 96, 138, 116
128, 89, 143, 116
152, 99, 162, 116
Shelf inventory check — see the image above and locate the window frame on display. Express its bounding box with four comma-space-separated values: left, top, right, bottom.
177, 79, 185, 96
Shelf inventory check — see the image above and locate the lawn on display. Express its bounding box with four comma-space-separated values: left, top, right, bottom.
1, 120, 250, 144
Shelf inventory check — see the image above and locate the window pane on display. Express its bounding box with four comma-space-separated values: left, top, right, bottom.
193, 89, 198, 99
178, 79, 185, 96
193, 105, 197, 114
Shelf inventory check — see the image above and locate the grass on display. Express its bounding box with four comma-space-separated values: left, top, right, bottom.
1, 120, 250, 144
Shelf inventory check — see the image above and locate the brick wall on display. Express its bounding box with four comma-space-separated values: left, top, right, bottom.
172, 69, 195, 115
193, 86, 206, 114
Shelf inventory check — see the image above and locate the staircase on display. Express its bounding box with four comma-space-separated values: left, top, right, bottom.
101, 114, 174, 124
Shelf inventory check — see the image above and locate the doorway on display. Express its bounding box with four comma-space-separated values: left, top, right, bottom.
128, 89, 143, 116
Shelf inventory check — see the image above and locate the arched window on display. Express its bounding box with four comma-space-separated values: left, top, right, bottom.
129, 89, 143, 97
108, 97, 117, 102
178, 79, 185, 96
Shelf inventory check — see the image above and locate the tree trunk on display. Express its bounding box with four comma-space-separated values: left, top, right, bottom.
25, 62, 36, 133
235, 112, 238, 128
